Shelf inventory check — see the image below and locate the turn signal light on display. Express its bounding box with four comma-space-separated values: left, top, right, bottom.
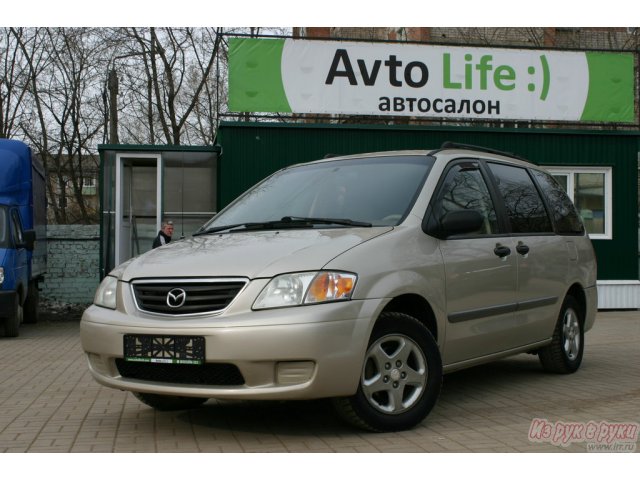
305, 272, 356, 303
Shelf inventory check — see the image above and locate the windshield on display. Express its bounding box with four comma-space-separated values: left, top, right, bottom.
0, 206, 7, 248
201, 154, 434, 232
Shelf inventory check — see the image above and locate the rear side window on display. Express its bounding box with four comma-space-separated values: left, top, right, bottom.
531, 169, 585, 235
488, 163, 553, 234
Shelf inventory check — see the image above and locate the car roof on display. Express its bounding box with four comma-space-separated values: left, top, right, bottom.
318, 150, 432, 161
431, 148, 536, 169
311, 143, 536, 170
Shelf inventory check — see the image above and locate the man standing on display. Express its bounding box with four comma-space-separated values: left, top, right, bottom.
152, 221, 174, 249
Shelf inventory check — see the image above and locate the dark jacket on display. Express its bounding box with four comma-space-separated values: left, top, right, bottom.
152, 230, 171, 249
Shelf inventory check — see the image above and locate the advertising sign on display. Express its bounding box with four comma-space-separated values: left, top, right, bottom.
229, 38, 635, 123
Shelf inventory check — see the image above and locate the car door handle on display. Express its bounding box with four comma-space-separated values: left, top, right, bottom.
516, 242, 530, 256
494, 244, 511, 258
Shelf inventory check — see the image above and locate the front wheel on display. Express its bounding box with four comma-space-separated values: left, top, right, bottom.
23, 281, 40, 324
333, 312, 442, 432
132, 392, 208, 411
3, 295, 23, 337
538, 296, 584, 374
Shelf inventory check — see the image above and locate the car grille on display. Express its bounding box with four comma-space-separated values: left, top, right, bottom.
131, 279, 247, 315
115, 359, 245, 386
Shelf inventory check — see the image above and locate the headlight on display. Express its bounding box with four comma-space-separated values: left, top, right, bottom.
253, 271, 357, 310
94, 275, 118, 309
0, 266, 4, 286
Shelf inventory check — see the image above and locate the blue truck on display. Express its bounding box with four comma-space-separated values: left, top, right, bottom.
0, 139, 47, 337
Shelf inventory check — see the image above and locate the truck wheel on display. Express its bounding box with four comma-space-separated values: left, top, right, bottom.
23, 281, 40, 324
132, 392, 208, 411
3, 295, 23, 337
333, 312, 442, 432
538, 295, 584, 374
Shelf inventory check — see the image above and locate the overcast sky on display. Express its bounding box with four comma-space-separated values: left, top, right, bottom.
2, 1, 632, 28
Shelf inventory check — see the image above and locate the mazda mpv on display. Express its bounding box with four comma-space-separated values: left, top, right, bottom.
81, 143, 597, 431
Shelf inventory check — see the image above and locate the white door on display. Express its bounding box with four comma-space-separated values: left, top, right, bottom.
115, 154, 162, 266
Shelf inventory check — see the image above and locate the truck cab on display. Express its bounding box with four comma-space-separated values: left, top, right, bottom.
0, 139, 47, 337
0, 205, 37, 335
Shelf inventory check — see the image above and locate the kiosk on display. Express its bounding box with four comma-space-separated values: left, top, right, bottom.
98, 144, 220, 277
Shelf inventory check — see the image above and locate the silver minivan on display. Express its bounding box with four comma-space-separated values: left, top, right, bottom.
81, 143, 597, 431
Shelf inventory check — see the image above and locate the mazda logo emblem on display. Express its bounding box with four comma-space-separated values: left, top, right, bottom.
166, 288, 187, 308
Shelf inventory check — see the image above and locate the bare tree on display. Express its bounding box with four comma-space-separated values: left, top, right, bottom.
15, 27, 105, 223
111, 27, 223, 145
0, 28, 51, 139
0, 28, 28, 138
2, 27, 286, 223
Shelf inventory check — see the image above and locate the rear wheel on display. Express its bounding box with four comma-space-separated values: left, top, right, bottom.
538, 296, 584, 374
333, 312, 442, 432
132, 392, 208, 411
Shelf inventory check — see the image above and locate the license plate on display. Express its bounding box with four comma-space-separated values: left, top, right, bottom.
123, 334, 205, 365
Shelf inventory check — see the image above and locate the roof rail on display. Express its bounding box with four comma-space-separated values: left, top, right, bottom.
438, 141, 528, 162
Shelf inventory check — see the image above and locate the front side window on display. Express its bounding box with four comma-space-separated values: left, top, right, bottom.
548, 167, 612, 239
434, 162, 499, 235
10, 210, 24, 245
0, 207, 7, 248
488, 163, 553, 234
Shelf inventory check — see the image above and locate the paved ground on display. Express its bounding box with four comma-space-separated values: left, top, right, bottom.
1, 310, 638, 453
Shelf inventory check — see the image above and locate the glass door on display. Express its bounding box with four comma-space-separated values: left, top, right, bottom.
115, 154, 162, 266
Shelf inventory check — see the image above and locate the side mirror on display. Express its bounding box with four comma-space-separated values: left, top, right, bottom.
439, 210, 485, 237
20, 230, 36, 251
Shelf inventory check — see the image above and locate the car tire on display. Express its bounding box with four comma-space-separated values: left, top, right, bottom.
23, 281, 39, 324
132, 392, 208, 411
333, 311, 442, 432
3, 295, 23, 338
538, 296, 584, 374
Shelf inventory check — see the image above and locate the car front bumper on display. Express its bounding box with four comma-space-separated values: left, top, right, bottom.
80, 297, 385, 401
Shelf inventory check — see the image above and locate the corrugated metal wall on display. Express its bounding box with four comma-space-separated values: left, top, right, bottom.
217, 122, 640, 281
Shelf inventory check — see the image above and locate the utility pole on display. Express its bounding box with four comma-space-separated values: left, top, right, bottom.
108, 69, 119, 144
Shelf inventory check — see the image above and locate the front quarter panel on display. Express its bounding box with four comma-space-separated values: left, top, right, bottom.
324, 219, 447, 343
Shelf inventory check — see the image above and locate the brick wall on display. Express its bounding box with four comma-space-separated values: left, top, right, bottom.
42, 225, 100, 305
300, 27, 640, 50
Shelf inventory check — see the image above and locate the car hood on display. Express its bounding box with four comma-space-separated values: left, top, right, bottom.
119, 227, 392, 282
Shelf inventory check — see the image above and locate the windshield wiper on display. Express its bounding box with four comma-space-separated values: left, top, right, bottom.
193, 220, 307, 236
280, 216, 372, 227
193, 223, 262, 236
193, 217, 372, 236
